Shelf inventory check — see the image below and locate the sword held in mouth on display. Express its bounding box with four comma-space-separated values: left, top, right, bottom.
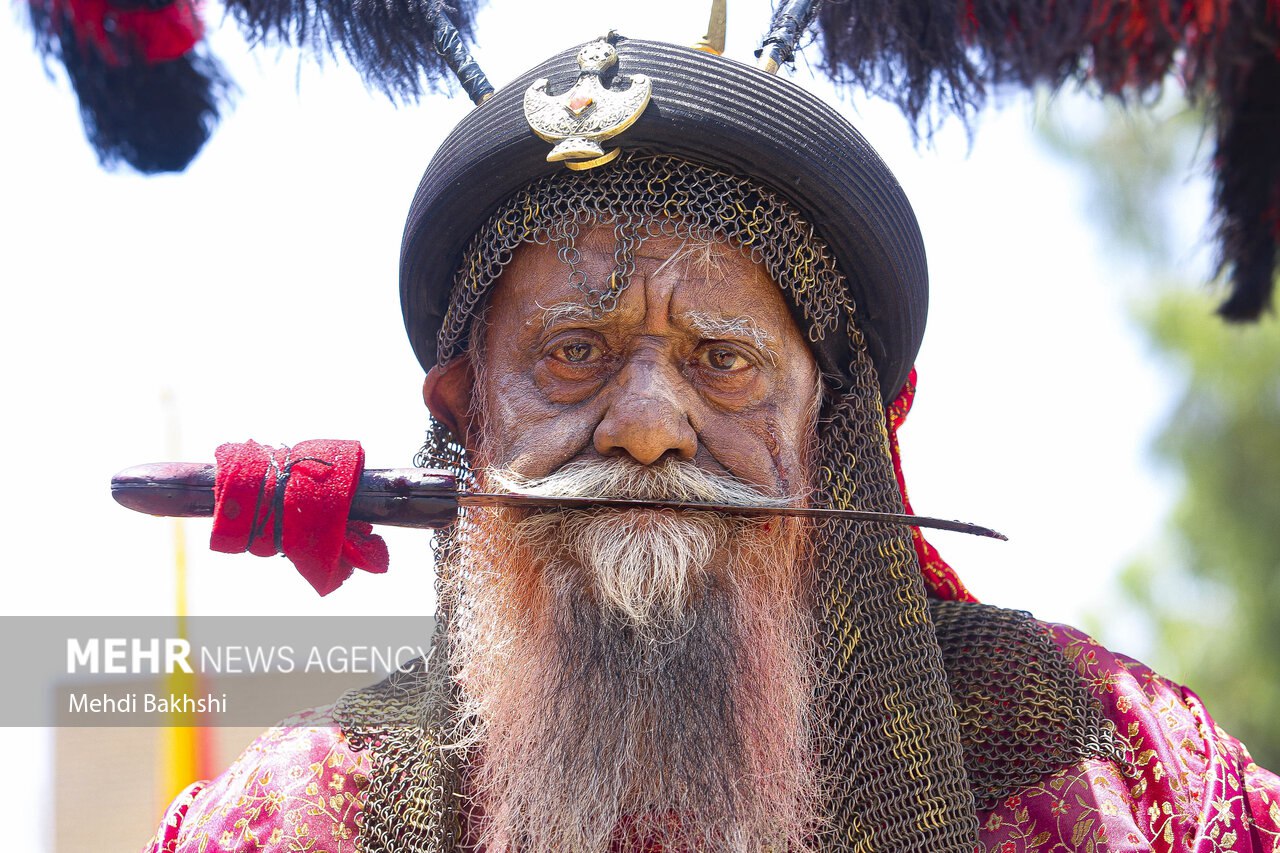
111, 462, 1008, 541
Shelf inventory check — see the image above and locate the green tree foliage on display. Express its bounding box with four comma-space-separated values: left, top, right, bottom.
1040, 97, 1280, 767
1126, 293, 1280, 767
1037, 96, 1202, 263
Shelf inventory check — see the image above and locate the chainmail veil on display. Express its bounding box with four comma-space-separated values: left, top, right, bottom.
928, 601, 1131, 812
333, 420, 470, 850
810, 349, 977, 849
335, 649, 464, 849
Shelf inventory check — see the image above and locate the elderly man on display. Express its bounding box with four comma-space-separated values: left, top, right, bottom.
146, 33, 1280, 853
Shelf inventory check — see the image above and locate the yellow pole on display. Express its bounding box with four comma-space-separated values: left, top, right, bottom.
158, 390, 206, 804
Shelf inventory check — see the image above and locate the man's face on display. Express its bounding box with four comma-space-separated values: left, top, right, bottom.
436, 224, 821, 493
424, 224, 826, 849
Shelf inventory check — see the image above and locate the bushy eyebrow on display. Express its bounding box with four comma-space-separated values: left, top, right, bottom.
538, 301, 599, 329
683, 311, 778, 365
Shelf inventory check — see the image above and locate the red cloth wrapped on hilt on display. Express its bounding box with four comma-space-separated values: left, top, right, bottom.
210, 440, 389, 596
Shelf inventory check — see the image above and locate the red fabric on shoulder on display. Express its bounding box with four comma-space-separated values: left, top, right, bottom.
210, 440, 389, 596
886, 369, 978, 603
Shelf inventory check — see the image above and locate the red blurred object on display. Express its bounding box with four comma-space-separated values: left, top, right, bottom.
51, 0, 202, 64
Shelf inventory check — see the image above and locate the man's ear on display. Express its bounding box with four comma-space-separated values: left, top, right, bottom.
422, 358, 477, 441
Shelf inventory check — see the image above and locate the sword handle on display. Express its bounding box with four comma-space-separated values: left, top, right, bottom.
110, 464, 461, 530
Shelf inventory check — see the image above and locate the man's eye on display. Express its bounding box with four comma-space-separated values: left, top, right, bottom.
701, 347, 747, 372
557, 341, 599, 364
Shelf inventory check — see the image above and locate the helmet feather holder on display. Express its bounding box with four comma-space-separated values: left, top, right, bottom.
400, 19, 980, 852
755, 0, 820, 74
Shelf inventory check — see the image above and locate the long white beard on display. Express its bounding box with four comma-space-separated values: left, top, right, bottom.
447, 459, 821, 852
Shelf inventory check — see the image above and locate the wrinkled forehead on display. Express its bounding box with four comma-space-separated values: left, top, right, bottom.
479, 223, 806, 346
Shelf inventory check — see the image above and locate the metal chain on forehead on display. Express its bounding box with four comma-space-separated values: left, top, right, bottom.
436, 153, 858, 367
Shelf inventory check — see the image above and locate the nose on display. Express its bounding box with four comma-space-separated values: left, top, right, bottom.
593, 359, 697, 465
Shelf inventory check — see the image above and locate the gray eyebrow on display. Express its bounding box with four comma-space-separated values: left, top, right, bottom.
683, 311, 778, 365
537, 301, 598, 329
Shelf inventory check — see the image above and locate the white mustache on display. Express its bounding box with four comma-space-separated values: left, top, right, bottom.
485, 457, 787, 507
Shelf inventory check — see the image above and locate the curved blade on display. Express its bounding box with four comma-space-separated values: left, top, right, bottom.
458, 492, 1007, 540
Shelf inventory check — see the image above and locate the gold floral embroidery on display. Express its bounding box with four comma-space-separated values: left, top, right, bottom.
973, 624, 1280, 852
142, 635, 1280, 853
142, 706, 367, 853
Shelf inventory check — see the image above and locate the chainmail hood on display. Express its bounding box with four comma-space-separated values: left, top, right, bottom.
426, 153, 977, 847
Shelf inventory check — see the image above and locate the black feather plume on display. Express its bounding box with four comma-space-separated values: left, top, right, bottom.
66, 48, 233, 173
815, 0, 985, 135
813, 0, 1197, 135
1213, 52, 1280, 320
223, 0, 488, 101
27, 0, 233, 173
813, 0, 1280, 319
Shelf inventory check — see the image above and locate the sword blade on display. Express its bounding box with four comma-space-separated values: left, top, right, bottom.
458, 492, 1007, 540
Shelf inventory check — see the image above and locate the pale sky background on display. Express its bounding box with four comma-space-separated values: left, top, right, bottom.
0, 0, 1215, 847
